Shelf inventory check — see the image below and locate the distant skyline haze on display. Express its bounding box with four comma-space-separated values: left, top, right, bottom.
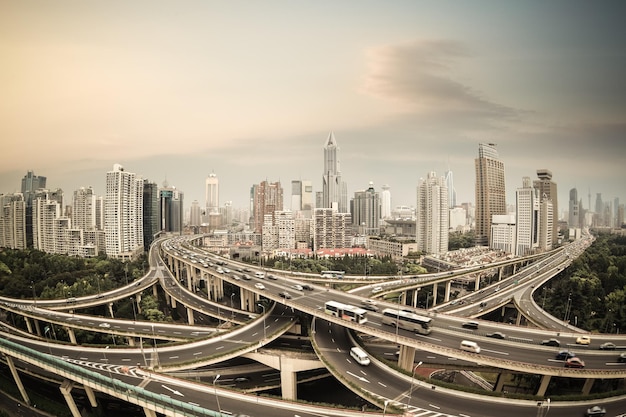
1, 1, 624, 213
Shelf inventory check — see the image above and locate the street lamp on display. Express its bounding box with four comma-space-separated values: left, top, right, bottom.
213, 374, 222, 414
406, 361, 423, 409
257, 303, 267, 340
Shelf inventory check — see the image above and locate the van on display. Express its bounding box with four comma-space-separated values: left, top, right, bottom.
350, 346, 370, 366
460, 340, 480, 353
255, 271, 265, 279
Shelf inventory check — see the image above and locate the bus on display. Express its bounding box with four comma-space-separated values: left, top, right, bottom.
321, 270, 345, 279
324, 301, 368, 324
381, 308, 432, 335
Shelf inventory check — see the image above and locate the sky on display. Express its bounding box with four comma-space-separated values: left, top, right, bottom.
1, 1, 625, 216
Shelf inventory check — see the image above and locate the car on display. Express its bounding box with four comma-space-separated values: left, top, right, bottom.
234, 377, 250, 383
599, 342, 616, 350
216, 267, 225, 274
541, 338, 561, 347
555, 350, 576, 360
462, 321, 479, 330
585, 405, 606, 416
361, 303, 379, 312
486, 332, 506, 339
266, 274, 278, 280
98, 323, 111, 328
254, 283, 265, 290
619, 352, 626, 363
292, 284, 304, 291
241, 274, 252, 281
564, 357, 585, 368
302, 284, 314, 291
479, 301, 487, 308
576, 335, 592, 345
279, 291, 292, 299
371, 286, 383, 293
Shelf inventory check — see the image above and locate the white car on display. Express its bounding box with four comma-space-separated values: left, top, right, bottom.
98, 323, 111, 328
371, 286, 383, 293
254, 283, 265, 290
576, 335, 591, 345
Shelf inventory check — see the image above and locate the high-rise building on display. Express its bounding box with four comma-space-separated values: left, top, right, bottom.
533, 169, 558, 246
515, 177, 540, 256
538, 199, 554, 251
104, 164, 144, 259
205, 172, 219, 215
322, 133, 347, 213
490, 214, 516, 254
32, 193, 61, 254
351, 182, 381, 236
189, 200, 202, 228
291, 180, 302, 212
159, 181, 184, 233
381, 184, 391, 220
416, 172, 449, 255
568, 188, 580, 229
0, 193, 27, 249
143, 180, 159, 249
445, 170, 456, 208
474, 143, 506, 247
72, 187, 97, 232
313, 207, 352, 250
21, 170, 47, 247
251, 180, 283, 233
595, 193, 604, 226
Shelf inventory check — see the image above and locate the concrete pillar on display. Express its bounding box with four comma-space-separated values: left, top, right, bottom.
493, 372, 508, 392
430, 283, 438, 307
499, 266, 505, 280
135, 294, 142, 314
127, 337, 136, 347
474, 275, 481, 291
412, 289, 419, 308
582, 378, 594, 395
108, 303, 114, 318
444, 281, 452, 302
152, 283, 158, 298
280, 360, 298, 400
6, 356, 30, 405
59, 380, 82, 417
66, 327, 77, 345
187, 307, 195, 325
171, 296, 177, 309
516, 312, 522, 326
399, 291, 406, 306
144, 408, 157, 417
33, 319, 42, 337
536, 374, 551, 397
24, 317, 33, 334
83, 385, 98, 408
185, 264, 193, 291
397, 345, 416, 372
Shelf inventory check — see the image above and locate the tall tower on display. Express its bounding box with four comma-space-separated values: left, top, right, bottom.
291, 180, 302, 212
416, 172, 449, 255
515, 177, 540, 256
159, 180, 184, 233
21, 170, 47, 247
0, 193, 27, 250
104, 164, 144, 258
72, 187, 97, 232
322, 133, 347, 213
474, 143, 506, 247
533, 169, 558, 247
205, 172, 219, 215
445, 170, 456, 208
568, 188, 580, 229
381, 184, 391, 220
142, 180, 159, 250
252, 180, 283, 233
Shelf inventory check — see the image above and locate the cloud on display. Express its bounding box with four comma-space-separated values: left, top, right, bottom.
361, 39, 520, 123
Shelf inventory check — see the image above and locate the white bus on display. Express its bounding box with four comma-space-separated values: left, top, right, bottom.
324, 301, 368, 324
320, 270, 345, 279
381, 308, 432, 335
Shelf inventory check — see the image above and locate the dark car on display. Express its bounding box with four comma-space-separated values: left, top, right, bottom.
486, 332, 506, 339
361, 303, 379, 312
302, 284, 314, 291
462, 321, 479, 330
564, 357, 585, 368
279, 291, 292, 299
266, 274, 278, 280
555, 350, 576, 360
599, 342, 616, 350
541, 338, 560, 347
585, 405, 606, 416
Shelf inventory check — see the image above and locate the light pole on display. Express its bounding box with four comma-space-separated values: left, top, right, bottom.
213, 374, 222, 414
406, 361, 423, 409
230, 293, 235, 320
426, 291, 431, 310
258, 303, 267, 340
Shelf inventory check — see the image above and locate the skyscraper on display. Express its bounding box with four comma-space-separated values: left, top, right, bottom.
291, 180, 302, 212
322, 133, 347, 213
205, 172, 219, 215
416, 172, 449, 255
568, 188, 580, 229
445, 170, 456, 208
474, 143, 506, 247
381, 184, 391, 220
143, 180, 159, 250
533, 169, 558, 246
21, 170, 47, 247
251, 180, 283, 233
104, 164, 144, 259
0, 193, 27, 250
72, 187, 97, 232
159, 181, 184, 233
515, 177, 540, 256
351, 182, 381, 236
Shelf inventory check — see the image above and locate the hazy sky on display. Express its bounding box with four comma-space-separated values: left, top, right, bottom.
1, 1, 625, 215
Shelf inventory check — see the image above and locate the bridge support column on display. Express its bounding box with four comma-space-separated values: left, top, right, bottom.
59, 380, 82, 417
474, 275, 480, 291
493, 372, 508, 392
582, 378, 594, 395
171, 296, 177, 309
515, 312, 522, 326
24, 317, 33, 334
240, 288, 258, 312
152, 283, 158, 298
108, 303, 114, 318
187, 306, 195, 325
127, 337, 136, 347
430, 283, 438, 307
280, 361, 298, 400
143, 408, 157, 417
66, 327, 77, 344
83, 385, 98, 408
536, 374, 551, 397
412, 289, 419, 308
6, 355, 30, 405
397, 345, 416, 372
444, 281, 452, 302
135, 294, 142, 314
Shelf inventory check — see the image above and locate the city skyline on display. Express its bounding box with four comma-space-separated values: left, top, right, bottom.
1, 2, 625, 212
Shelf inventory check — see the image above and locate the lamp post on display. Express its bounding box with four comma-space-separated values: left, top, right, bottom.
213, 374, 222, 414
406, 361, 423, 409
257, 303, 266, 340
230, 293, 235, 320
